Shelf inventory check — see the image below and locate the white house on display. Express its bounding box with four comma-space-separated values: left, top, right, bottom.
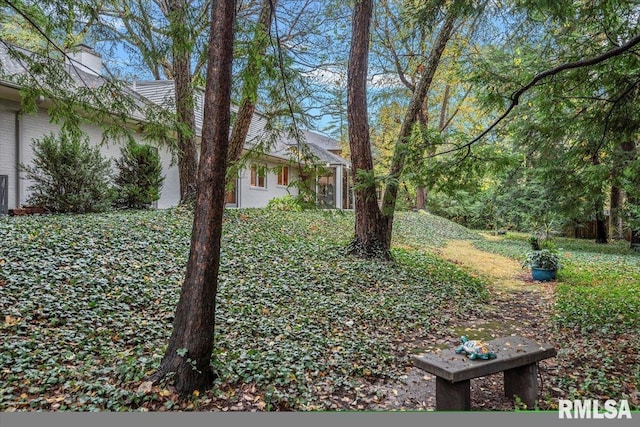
289, 130, 353, 210
0, 43, 350, 213
130, 80, 352, 209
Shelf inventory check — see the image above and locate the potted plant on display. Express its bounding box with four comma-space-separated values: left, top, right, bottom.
522, 236, 561, 281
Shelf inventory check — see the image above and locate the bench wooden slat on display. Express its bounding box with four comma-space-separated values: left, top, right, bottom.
412, 336, 556, 383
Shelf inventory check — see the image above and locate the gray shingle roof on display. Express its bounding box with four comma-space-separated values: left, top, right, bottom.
131, 80, 349, 166
0, 42, 152, 121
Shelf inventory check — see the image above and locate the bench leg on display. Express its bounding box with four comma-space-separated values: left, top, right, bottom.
504, 363, 538, 409
436, 377, 470, 410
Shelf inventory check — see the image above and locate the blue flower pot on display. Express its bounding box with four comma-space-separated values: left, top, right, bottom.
531, 267, 557, 281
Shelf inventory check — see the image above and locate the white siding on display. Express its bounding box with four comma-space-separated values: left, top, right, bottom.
0, 103, 18, 209
238, 160, 299, 208
18, 112, 55, 206
4, 107, 180, 209
334, 165, 344, 209
157, 145, 180, 208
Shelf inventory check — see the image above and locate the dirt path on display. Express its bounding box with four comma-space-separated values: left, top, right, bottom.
368, 239, 558, 411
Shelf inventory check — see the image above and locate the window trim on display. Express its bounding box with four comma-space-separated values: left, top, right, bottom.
277, 166, 289, 187
250, 164, 267, 189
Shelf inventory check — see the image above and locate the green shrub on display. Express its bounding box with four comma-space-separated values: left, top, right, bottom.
265, 195, 304, 212
20, 132, 113, 213
113, 140, 164, 209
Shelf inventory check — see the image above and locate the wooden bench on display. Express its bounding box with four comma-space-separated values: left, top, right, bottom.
412, 336, 556, 410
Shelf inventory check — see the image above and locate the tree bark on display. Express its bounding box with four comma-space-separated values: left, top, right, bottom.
227, 0, 277, 165
415, 187, 426, 210
150, 0, 236, 395
346, 0, 389, 259
609, 185, 624, 240
595, 205, 608, 244
591, 153, 608, 244
415, 96, 429, 211
380, 12, 457, 247
169, 0, 199, 204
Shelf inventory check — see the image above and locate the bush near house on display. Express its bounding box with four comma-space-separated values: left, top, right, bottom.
265, 194, 304, 212
113, 140, 164, 209
20, 131, 113, 213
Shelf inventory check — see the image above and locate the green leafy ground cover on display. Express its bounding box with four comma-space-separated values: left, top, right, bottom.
2, 210, 637, 411
474, 234, 640, 332
474, 233, 640, 407
393, 210, 481, 249
0, 209, 488, 411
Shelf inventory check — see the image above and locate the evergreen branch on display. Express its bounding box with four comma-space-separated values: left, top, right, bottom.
429, 32, 640, 158
268, 0, 304, 163
597, 77, 640, 150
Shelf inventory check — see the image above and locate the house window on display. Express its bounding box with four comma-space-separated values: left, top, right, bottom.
317, 169, 336, 208
250, 164, 267, 189
225, 179, 237, 205
277, 166, 289, 186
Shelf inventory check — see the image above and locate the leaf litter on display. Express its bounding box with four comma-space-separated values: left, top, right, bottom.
0, 209, 637, 411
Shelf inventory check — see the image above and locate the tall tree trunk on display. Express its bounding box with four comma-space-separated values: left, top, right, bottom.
169, 0, 199, 204
415, 97, 429, 210
438, 84, 450, 131
610, 185, 624, 240
381, 12, 457, 247
594, 204, 608, 244
415, 83, 450, 211
346, 0, 388, 259
591, 153, 608, 244
629, 192, 640, 249
610, 139, 637, 241
415, 187, 426, 210
150, 0, 236, 395
227, 0, 277, 165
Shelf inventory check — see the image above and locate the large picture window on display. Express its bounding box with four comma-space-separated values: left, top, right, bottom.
250, 164, 267, 189
277, 166, 289, 186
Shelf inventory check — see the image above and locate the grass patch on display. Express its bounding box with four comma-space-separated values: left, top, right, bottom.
474, 233, 640, 333
0, 208, 488, 411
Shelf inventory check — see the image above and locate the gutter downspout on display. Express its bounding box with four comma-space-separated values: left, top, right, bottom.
14, 109, 21, 208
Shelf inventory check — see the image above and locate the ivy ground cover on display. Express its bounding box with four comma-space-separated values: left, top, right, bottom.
0, 208, 488, 411
474, 234, 640, 408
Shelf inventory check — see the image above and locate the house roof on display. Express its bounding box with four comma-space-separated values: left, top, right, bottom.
0, 43, 350, 168
303, 140, 349, 166
131, 80, 271, 144
279, 132, 349, 166
0, 43, 152, 122
132, 80, 349, 167
0, 44, 105, 88
301, 129, 342, 153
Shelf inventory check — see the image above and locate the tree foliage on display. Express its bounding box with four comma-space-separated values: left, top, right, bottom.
20, 131, 113, 213
465, 0, 640, 240
114, 140, 164, 209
